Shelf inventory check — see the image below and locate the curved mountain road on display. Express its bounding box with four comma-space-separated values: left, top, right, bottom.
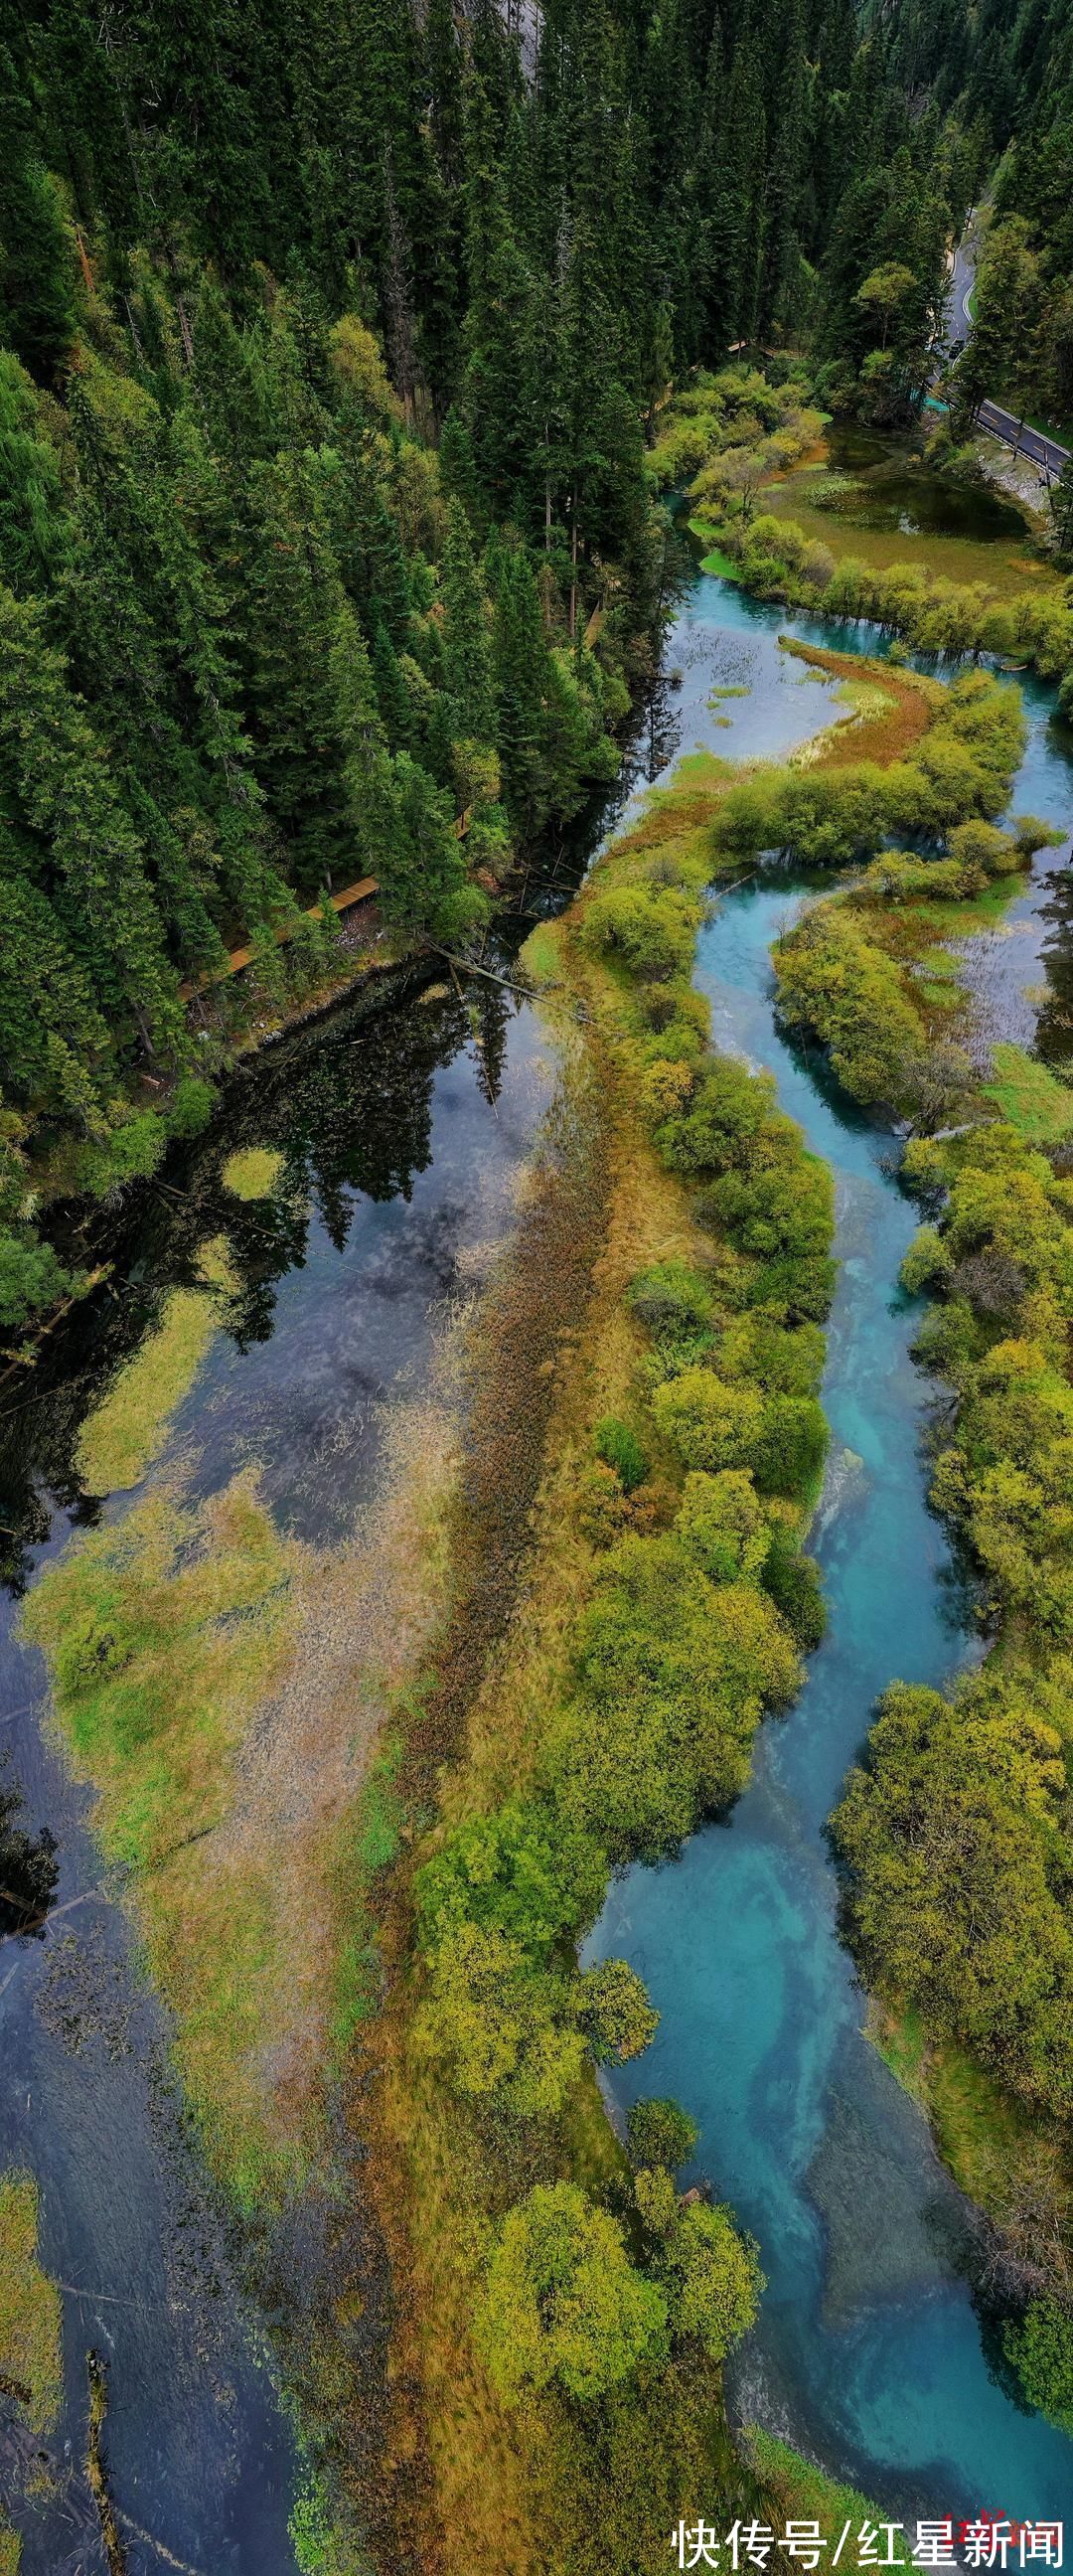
945, 229, 1069, 478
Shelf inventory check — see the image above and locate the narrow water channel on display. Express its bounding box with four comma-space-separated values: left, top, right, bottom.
4, 551, 1073, 2559
587, 576, 1073, 2517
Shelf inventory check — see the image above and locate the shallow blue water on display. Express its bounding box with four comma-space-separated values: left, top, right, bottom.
587, 580, 1073, 2519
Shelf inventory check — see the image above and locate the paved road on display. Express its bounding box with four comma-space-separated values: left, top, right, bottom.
945, 230, 1070, 478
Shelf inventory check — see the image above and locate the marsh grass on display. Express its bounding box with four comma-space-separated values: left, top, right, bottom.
761, 468, 1055, 601
983, 1042, 1073, 1142
0, 2172, 62, 2438
22, 1473, 306, 2200
743, 2428, 901, 2536
779, 639, 937, 769
75, 1235, 236, 1494
867, 1999, 1035, 2244
25, 1329, 469, 2213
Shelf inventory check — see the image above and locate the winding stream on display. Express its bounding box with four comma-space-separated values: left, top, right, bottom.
4, 540, 1073, 2559
589, 576, 1073, 2517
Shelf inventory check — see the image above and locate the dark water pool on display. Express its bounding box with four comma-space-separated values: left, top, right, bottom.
0, 982, 561, 2572
820, 425, 1034, 548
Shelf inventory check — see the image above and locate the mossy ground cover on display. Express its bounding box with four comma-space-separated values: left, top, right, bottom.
694, 534, 744, 581
0, 2172, 62, 2437
866, 1998, 1050, 2273
743, 2429, 902, 2540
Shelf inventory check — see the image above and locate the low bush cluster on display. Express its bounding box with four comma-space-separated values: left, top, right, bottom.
711, 669, 1026, 874
477, 2167, 762, 2405
766, 717, 1048, 1120
713, 506, 1073, 676
647, 367, 825, 496
417, 753, 834, 2413
834, 1669, 1073, 2116
901, 1124, 1073, 1642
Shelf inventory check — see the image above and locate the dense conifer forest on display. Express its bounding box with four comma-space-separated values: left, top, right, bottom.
6, 0, 1072, 1333
9, 3, 1073, 2568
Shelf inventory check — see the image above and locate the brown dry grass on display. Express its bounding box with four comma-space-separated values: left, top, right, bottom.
355, 759, 754, 2576
780, 639, 938, 768
27, 1314, 468, 2212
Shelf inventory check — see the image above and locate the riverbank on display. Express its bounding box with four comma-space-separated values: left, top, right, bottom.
350, 714, 846, 2566
7, 550, 1073, 2565
362, 605, 1073, 2557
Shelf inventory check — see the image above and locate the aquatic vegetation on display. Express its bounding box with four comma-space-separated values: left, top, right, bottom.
758, 465, 1053, 601
0, 2171, 62, 2437
222, 1144, 285, 1200
742, 2430, 902, 2538
75, 1237, 236, 1493
718, 506, 1073, 672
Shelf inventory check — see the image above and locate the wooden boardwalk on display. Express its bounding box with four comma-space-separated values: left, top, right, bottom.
179, 878, 379, 1002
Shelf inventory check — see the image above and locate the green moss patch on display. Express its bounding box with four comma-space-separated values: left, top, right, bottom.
867, 2000, 1033, 2229
519, 922, 560, 985
222, 1144, 285, 1200
698, 544, 743, 581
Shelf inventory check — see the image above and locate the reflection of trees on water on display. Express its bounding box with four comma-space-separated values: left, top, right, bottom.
0, 573, 691, 1591
0, 982, 472, 1589
1033, 862, 1073, 1068
0, 1761, 59, 1935
472, 981, 511, 1110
